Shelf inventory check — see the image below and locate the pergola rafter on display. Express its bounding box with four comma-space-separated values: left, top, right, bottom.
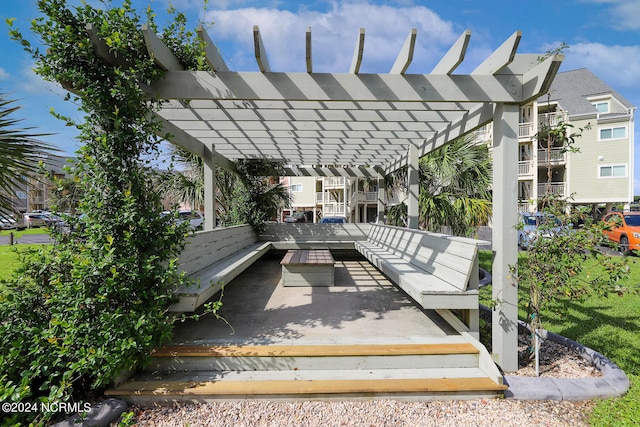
85, 23, 565, 373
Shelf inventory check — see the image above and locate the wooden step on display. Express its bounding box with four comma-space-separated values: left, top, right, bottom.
145, 343, 482, 373
106, 368, 507, 400
151, 343, 479, 358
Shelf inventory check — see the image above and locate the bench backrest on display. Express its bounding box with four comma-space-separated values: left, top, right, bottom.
259, 223, 370, 243
367, 223, 483, 292
179, 225, 258, 275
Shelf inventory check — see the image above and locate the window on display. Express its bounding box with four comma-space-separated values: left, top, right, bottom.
599, 165, 626, 178
599, 126, 626, 141
290, 183, 303, 192
592, 101, 609, 114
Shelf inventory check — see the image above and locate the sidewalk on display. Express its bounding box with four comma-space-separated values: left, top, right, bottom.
0, 233, 52, 245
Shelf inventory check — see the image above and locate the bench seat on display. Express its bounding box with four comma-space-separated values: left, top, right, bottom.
170, 241, 271, 312
355, 241, 479, 310
355, 224, 485, 336
169, 225, 271, 312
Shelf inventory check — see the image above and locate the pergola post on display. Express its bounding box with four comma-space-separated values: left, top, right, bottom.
407, 143, 420, 229
203, 142, 217, 230
491, 103, 519, 372
377, 176, 385, 223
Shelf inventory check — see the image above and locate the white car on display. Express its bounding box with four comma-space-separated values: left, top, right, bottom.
164, 210, 204, 230
0, 215, 17, 230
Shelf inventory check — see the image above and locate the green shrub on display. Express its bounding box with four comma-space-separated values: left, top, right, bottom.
1, 1, 207, 424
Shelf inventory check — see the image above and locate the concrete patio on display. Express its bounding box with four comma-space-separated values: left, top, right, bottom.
108, 249, 506, 403
170, 250, 459, 346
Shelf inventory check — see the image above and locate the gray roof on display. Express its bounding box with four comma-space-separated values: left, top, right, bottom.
547, 68, 635, 117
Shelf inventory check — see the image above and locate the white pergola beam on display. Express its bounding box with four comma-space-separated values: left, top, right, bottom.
86, 24, 117, 65
142, 24, 184, 71
282, 166, 380, 178
156, 116, 238, 173
148, 71, 524, 103
306, 27, 313, 73
390, 29, 416, 74
521, 54, 564, 103
253, 25, 271, 73
431, 30, 471, 75
197, 25, 229, 72
472, 30, 521, 75
382, 102, 494, 174
349, 28, 365, 74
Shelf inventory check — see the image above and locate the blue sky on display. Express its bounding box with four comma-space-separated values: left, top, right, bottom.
1, 0, 639, 190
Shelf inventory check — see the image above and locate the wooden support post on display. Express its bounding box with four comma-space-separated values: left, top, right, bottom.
203, 142, 217, 230
492, 103, 519, 372
407, 143, 420, 229
377, 176, 385, 223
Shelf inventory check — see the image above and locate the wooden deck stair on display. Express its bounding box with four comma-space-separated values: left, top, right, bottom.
106, 341, 507, 403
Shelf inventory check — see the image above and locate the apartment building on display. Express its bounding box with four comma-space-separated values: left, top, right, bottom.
281, 176, 385, 223
5, 154, 71, 214
481, 68, 635, 212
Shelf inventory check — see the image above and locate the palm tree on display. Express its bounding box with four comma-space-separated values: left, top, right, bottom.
386, 134, 492, 236
0, 94, 56, 214
161, 146, 290, 229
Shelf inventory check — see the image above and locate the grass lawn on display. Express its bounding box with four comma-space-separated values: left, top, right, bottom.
479, 250, 640, 427
0, 244, 49, 282
0, 227, 50, 238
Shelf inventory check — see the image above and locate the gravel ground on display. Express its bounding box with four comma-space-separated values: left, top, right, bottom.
129, 399, 594, 427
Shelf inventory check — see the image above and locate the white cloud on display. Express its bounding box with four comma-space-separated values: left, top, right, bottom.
0, 68, 9, 80
204, 3, 458, 73
563, 42, 640, 91
580, 0, 640, 31
17, 64, 66, 97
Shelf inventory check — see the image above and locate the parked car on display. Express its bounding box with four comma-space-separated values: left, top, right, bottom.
283, 215, 298, 223
0, 215, 17, 230
601, 211, 640, 255
23, 212, 48, 228
517, 211, 564, 250
163, 210, 204, 230
319, 216, 347, 224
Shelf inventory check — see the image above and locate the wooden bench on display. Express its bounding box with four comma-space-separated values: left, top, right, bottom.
354, 223, 486, 337
169, 225, 271, 312
281, 249, 335, 287
259, 223, 370, 250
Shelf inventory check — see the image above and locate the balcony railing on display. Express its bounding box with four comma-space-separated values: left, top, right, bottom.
323, 203, 346, 215
538, 112, 566, 128
518, 161, 533, 176
353, 191, 378, 203
323, 177, 346, 188
537, 148, 566, 165
519, 122, 535, 139
518, 201, 534, 212
538, 182, 565, 197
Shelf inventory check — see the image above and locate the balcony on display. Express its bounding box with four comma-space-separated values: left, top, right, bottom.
518, 161, 533, 177
323, 203, 346, 215
323, 177, 346, 188
538, 112, 566, 128
518, 122, 535, 139
518, 201, 534, 212
353, 191, 378, 203
537, 148, 566, 165
538, 182, 565, 197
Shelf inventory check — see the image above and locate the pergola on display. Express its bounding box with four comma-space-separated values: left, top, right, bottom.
89, 24, 563, 372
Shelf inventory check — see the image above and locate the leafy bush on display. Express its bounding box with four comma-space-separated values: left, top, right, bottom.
513, 196, 633, 361
1, 1, 207, 424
